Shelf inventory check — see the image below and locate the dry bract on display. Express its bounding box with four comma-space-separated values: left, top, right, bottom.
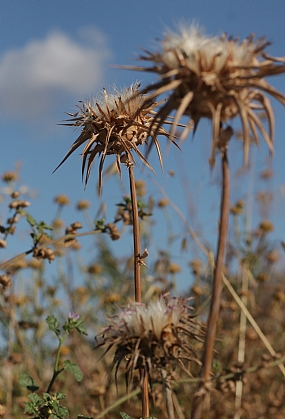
2, 171, 18, 183
0, 239, 7, 249
33, 247, 55, 262
55, 83, 177, 193
95, 295, 202, 386
128, 24, 285, 166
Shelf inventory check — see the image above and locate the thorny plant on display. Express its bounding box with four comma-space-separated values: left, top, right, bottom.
123, 23, 285, 419
54, 82, 180, 416
54, 82, 178, 193
1, 21, 285, 419
125, 24, 285, 167
95, 295, 203, 419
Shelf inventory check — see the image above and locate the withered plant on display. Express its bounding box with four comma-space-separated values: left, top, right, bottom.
54, 82, 178, 416
95, 295, 203, 419
124, 23, 285, 418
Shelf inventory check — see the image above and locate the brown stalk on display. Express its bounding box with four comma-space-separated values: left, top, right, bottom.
161, 368, 175, 419
128, 164, 142, 303
142, 371, 150, 418
191, 147, 230, 419
129, 164, 150, 416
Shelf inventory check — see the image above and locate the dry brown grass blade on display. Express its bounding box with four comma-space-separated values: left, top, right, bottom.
223, 274, 285, 377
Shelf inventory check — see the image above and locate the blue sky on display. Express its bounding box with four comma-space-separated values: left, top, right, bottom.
1, 0, 285, 292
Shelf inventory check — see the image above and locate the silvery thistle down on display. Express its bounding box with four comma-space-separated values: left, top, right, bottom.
54, 82, 178, 193
126, 24, 285, 165
95, 295, 202, 387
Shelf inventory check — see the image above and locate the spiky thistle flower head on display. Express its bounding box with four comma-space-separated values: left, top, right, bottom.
95, 295, 202, 386
129, 24, 285, 166
55, 83, 175, 193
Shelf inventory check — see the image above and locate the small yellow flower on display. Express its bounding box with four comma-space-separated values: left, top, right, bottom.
55, 83, 176, 193
190, 259, 202, 276
54, 195, 70, 206
86, 263, 102, 275
129, 24, 285, 166
168, 262, 181, 274
157, 198, 169, 208
76, 200, 91, 211
135, 179, 147, 196
52, 218, 65, 230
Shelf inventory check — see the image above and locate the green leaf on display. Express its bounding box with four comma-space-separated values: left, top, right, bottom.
137, 200, 146, 209
63, 360, 83, 382
76, 321, 88, 336
26, 213, 37, 227
19, 373, 39, 392
38, 221, 53, 231
120, 413, 134, 419
46, 315, 61, 336
53, 392, 66, 401
42, 392, 53, 402
24, 403, 38, 415
28, 392, 42, 405
51, 404, 69, 418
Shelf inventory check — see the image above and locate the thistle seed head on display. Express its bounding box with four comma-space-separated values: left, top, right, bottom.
55, 83, 176, 193
130, 24, 285, 167
95, 295, 202, 386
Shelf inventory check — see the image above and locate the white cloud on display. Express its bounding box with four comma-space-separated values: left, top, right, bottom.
1, 28, 112, 122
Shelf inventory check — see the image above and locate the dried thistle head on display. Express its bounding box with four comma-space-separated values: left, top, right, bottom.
95, 295, 202, 387
55, 83, 175, 193
128, 24, 285, 166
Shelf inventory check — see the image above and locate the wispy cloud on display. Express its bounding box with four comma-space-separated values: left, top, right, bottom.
1, 27, 112, 123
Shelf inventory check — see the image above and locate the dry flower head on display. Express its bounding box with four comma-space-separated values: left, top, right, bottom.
127, 24, 285, 166
55, 83, 177, 193
95, 295, 202, 386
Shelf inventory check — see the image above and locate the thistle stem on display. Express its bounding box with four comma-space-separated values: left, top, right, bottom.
129, 164, 148, 417
128, 164, 142, 303
191, 148, 230, 419
161, 369, 175, 419
142, 372, 150, 418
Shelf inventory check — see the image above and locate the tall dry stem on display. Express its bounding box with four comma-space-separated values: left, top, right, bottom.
128, 164, 142, 303
128, 164, 150, 413
191, 147, 230, 419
